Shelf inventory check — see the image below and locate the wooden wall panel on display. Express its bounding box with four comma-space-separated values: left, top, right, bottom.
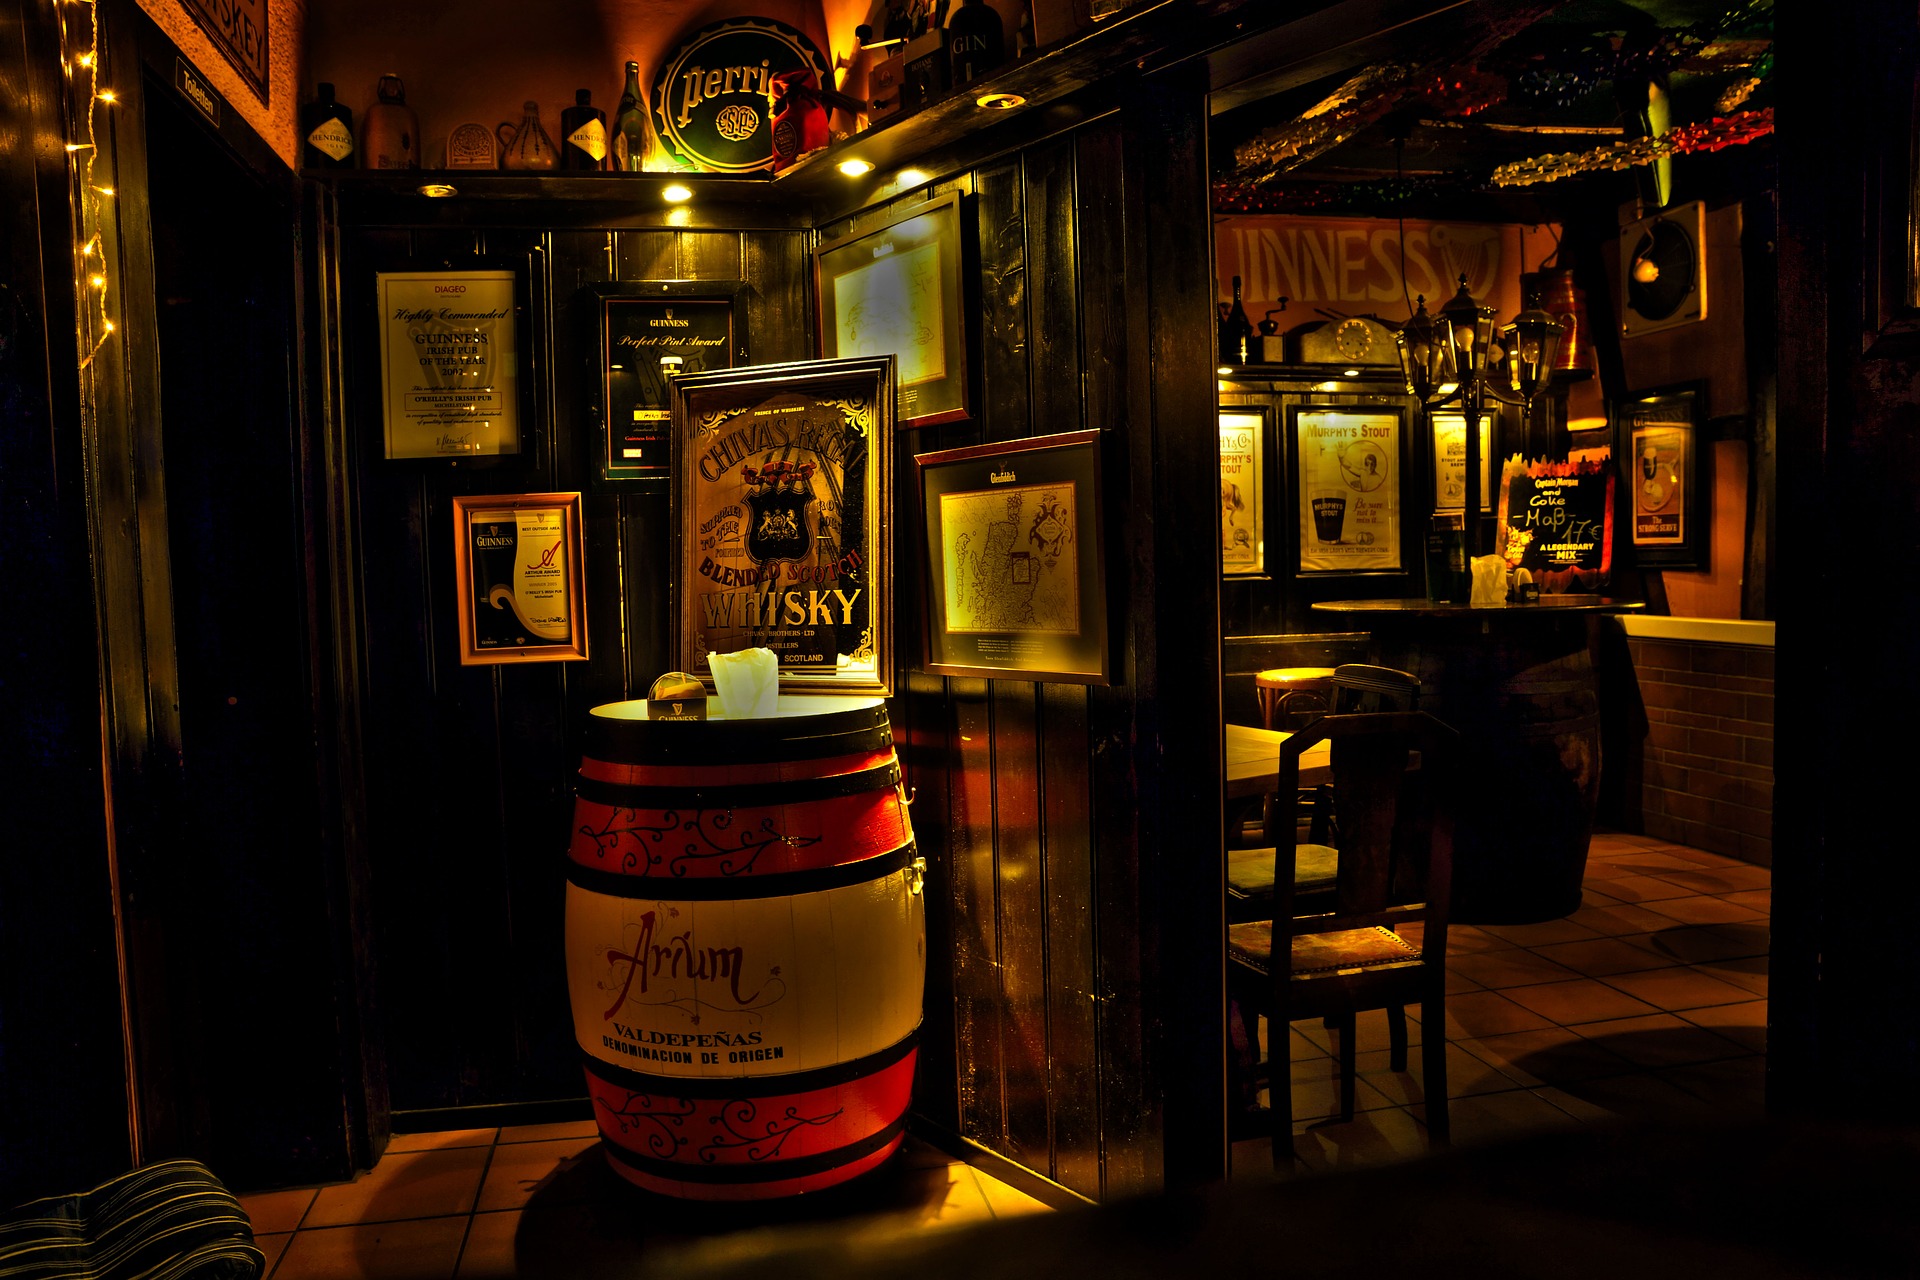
948, 678, 1003, 1142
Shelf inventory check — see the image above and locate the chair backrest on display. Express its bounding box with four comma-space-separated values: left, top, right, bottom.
1270, 711, 1457, 955
1328, 663, 1421, 714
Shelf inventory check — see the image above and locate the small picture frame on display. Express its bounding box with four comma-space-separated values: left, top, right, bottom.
672, 355, 894, 696
1616, 383, 1707, 569
376, 269, 524, 460
1430, 409, 1496, 513
1290, 405, 1407, 575
914, 430, 1111, 684
814, 191, 970, 429
589, 282, 747, 487
451, 493, 589, 665
1219, 407, 1270, 578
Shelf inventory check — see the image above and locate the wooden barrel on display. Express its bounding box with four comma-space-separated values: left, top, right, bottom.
1372, 614, 1602, 924
565, 696, 924, 1200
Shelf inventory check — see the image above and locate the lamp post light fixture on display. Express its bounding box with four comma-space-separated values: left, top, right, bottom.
1396, 275, 1565, 559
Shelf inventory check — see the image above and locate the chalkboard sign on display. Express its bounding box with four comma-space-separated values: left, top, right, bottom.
1496, 452, 1616, 593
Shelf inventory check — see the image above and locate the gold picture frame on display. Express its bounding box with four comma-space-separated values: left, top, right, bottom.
671, 356, 894, 695
451, 493, 589, 665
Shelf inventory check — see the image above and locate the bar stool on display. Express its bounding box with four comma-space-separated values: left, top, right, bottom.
1253, 667, 1336, 730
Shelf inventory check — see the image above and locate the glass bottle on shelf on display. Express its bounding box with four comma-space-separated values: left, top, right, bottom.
497, 101, 558, 171
301, 82, 355, 169
611, 61, 649, 172
360, 73, 418, 170
1218, 274, 1254, 365
948, 0, 1005, 85
560, 89, 607, 170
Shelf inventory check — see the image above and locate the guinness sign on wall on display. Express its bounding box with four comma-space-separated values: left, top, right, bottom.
651, 17, 832, 173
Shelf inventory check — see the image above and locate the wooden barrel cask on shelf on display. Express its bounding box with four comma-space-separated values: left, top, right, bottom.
564, 696, 924, 1200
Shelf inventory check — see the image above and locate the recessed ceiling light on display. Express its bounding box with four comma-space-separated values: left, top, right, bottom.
1217, 365, 1233, 376
1343, 368, 1361, 377
977, 92, 1025, 110
897, 168, 929, 187
662, 183, 693, 203
417, 183, 457, 198
838, 158, 875, 177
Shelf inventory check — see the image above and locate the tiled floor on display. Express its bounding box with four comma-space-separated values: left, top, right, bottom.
238, 1127, 1049, 1280
1235, 828, 1769, 1175
237, 829, 1765, 1277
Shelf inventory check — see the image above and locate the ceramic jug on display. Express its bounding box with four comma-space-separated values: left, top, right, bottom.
497, 101, 557, 171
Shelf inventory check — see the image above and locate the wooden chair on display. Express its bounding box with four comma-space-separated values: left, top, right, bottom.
1227, 710, 1458, 1168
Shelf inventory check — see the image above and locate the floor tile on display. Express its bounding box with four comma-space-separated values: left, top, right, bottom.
1599, 966, 1763, 1012
273, 1217, 469, 1280
1712, 967, 1769, 996
1288, 1106, 1433, 1175
1591, 874, 1696, 904
1475, 918, 1603, 947
1570, 900, 1694, 937
454, 1211, 518, 1280
1723, 888, 1771, 912
387, 1129, 497, 1154
304, 1147, 491, 1228
1421, 1089, 1581, 1147
1648, 865, 1773, 895
474, 1136, 600, 1213
1564, 1012, 1750, 1068
497, 1119, 599, 1144
1640, 894, 1768, 927
1440, 990, 1558, 1039
976, 1173, 1051, 1218
1499, 977, 1664, 1025
1352, 1043, 1523, 1105
1679, 1000, 1768, 1053
1530, 934, 1668, 977
1453, 1027, 1637, 1087
921, 1165, 997, 1226
1283, 1056, 1399, 1120
1446, 948, 1583, 990
1444, 925, 1519, 955
254, 1232, 291, 1277
1659, 1056, 1768, 1118
1534, 1071, 1709, 1124
239, 1187, 316, 1234
1638, 922, 1770, 965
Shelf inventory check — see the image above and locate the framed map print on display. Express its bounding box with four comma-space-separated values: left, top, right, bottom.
814, 191, 970, 429
671, 355, 894, 696
914, 430, 1110, 684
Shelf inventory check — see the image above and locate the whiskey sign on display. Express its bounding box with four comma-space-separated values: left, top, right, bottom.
180, 0, 269, 101
650, 17, 832, 173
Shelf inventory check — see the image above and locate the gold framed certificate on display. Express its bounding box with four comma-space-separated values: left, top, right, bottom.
376, 270, 522, 459
451, 493, 588, 665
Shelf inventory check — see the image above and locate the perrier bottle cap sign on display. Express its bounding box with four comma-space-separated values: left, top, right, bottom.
650, 16, 832, 174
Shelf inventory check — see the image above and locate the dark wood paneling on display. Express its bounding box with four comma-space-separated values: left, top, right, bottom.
992, 680, 1049, 1167
948, 678, 1003, 1144
1040, 682, 1100, 1197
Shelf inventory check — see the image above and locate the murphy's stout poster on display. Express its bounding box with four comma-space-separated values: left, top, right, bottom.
1294, 407, 1404, 573
377, 270, 520, 459
673, 356, 894, 695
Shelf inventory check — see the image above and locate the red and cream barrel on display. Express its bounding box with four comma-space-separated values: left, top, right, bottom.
565, 696, 924, 1200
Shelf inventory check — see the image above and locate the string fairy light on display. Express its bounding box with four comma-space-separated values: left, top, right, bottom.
58, 0, 114, 372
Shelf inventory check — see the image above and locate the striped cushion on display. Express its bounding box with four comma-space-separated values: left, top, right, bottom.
0, 1160, 261, 1280
1227, 922, 1419, 978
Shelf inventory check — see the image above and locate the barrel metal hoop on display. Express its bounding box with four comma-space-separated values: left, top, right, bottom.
582, 1027, 919, 1099
585, 718, 894, 766
576, 760, 901, 812
600, 1113, 908, 1185
567, 840, 919, 900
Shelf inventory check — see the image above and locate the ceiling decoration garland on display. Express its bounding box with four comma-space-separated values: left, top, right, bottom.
1489, 107, 1773, 187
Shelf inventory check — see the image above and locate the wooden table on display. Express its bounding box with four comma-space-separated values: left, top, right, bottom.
1309, 595, 1642, 924
1225, 723, 1330, 801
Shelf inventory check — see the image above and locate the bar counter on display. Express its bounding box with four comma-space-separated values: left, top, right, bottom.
1311, 596, 1643, 924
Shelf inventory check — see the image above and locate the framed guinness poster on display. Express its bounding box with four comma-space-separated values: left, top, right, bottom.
377, 270, 522, 460
672, 356, 894, 695
451, 493, 588, 665
1616, 384, 1706, 570
591, 283, 747, 486
814, 192, 970, 429
914, 431, 1111, 684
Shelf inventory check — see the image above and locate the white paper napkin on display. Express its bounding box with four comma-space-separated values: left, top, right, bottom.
707, 647, 779, 718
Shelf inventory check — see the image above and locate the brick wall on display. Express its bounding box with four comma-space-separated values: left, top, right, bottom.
1616, 637, 1775, 865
